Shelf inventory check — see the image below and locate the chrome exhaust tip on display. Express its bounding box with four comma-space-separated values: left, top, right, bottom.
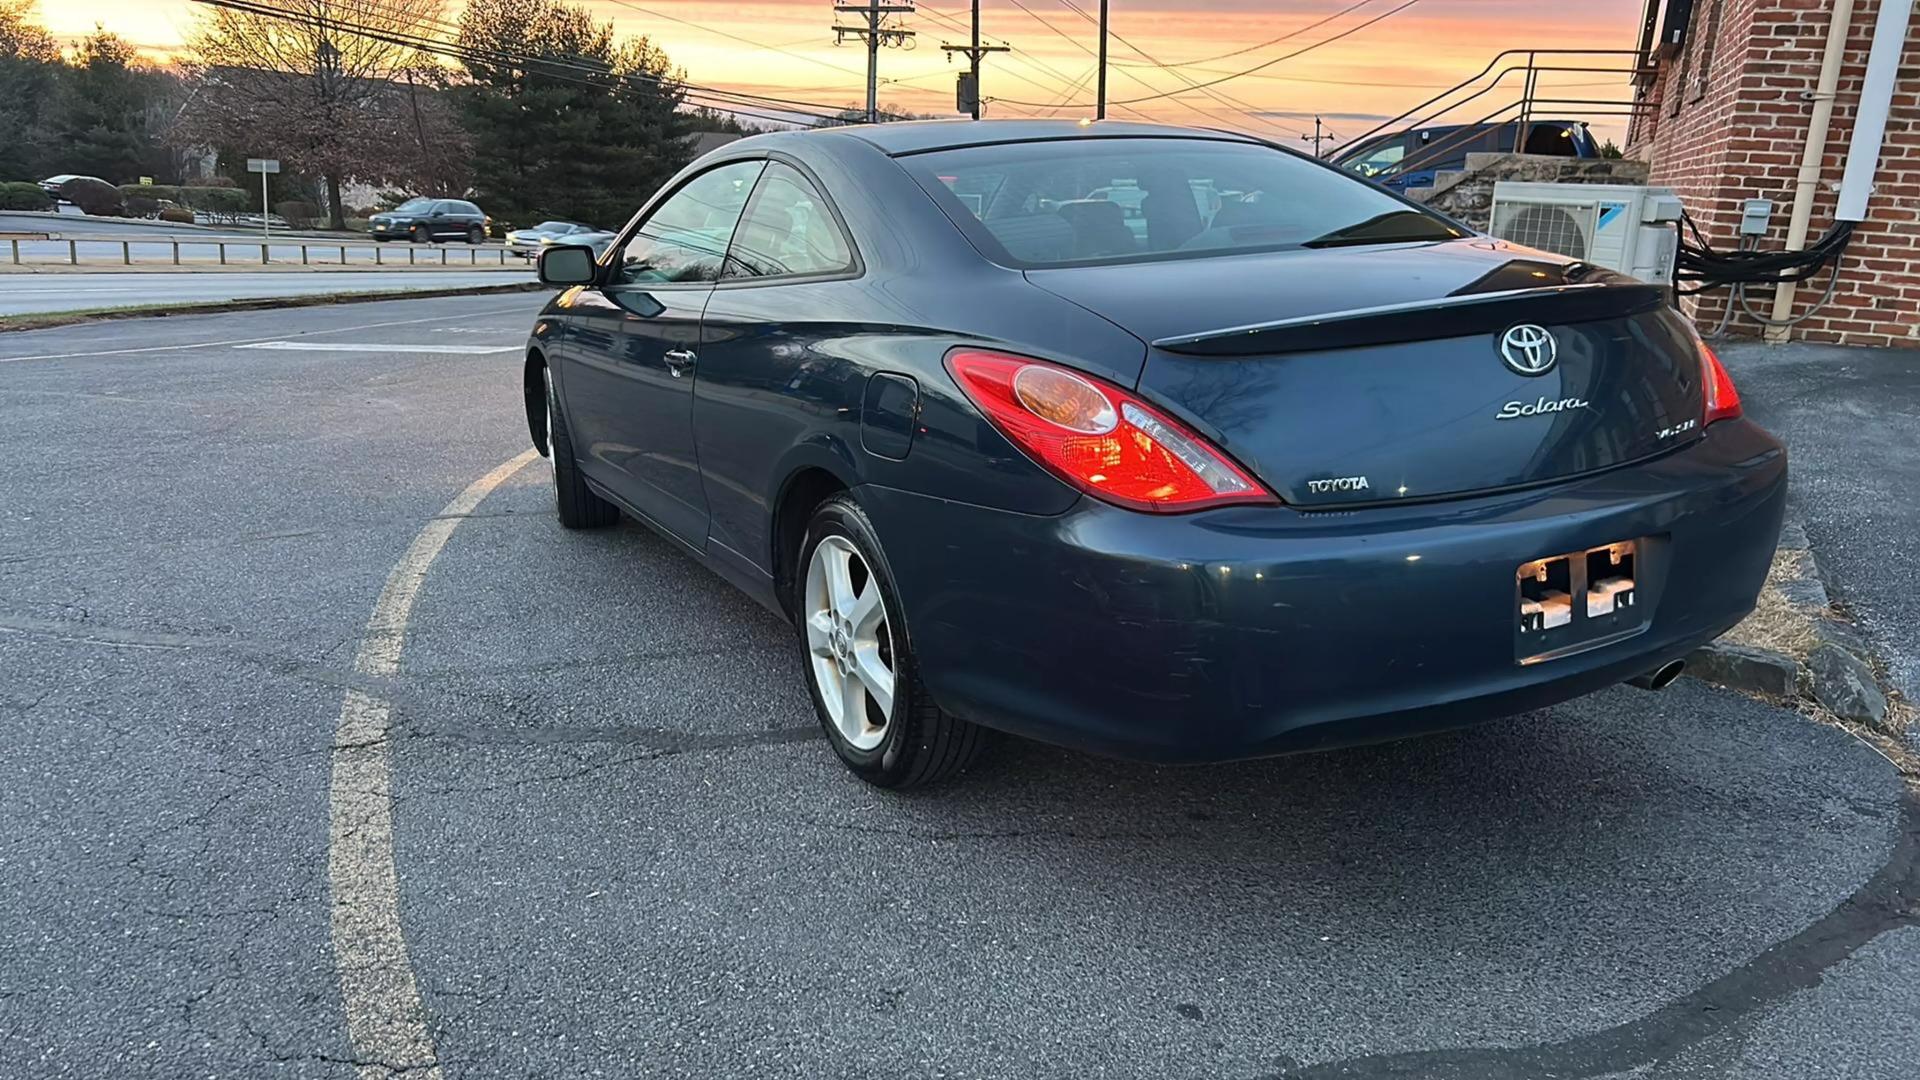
1627, 659, 1686, 691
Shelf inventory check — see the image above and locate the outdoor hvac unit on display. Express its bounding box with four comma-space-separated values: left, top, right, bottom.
1489, 182, 1685, 285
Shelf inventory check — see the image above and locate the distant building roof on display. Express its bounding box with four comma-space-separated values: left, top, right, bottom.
687, 131, 744, 159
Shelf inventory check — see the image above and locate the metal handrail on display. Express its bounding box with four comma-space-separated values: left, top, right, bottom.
1337, 48, 1654, 169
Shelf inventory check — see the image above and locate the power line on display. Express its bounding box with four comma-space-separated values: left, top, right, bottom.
1107, 0, 1422, 105
1049, 0, 1311, 139
186, 0, 852, 124
921, 2, 1124, 117
600, 0, 880, 86
1107, 0, 1382, 70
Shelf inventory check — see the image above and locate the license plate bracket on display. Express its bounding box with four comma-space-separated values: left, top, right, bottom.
1516, 538, 1653, 663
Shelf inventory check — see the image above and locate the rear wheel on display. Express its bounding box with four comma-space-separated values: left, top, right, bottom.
796, 495, 986, 787
544, 370, 619, 529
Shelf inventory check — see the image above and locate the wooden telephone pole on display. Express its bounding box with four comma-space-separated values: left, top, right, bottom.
834, 0, 916, 123
942, 0, 1008, 119
1301, 116, 1338, 157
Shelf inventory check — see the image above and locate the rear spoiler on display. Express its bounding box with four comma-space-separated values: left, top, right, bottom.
1151, 282, 1670, 357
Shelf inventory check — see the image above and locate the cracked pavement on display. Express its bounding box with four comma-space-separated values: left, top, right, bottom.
2, 296, 1916, 1078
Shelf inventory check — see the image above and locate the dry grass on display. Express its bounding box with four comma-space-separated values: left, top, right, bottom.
1717, 548, 1824, 659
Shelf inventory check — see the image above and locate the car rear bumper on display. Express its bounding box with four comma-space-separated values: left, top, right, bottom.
861, 419, 1787, 763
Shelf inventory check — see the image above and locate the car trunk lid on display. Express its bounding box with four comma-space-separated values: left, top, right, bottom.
1026, 242, 1708, 507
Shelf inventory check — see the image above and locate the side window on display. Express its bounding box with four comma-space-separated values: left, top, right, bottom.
615, 160, 764, 285
1347, 136, 1406, 177
723, 163, 854, 280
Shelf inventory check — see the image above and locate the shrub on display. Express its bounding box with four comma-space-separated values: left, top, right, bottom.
275, 199, 318, 229
0, 182, 52, 210
59, 177, 125, 216
199, 174, 238, 188
158, 206, 195, 224
124, 195, 160, 218
127, 185, 250, 222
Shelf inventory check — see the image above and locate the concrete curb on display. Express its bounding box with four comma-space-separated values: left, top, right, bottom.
1684, 515, 1901, 735
0, 281, 549, 332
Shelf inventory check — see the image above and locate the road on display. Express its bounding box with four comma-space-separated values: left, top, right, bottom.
0, 296, 1913, 1079
0, 271, 536, 317
0, 210, 523, 269
1722, 340, 1920, 710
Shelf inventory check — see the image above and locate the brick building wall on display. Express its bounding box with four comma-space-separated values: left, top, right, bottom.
1627, 0, 1919, 347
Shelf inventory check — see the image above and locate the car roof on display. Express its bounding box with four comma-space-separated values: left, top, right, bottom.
827, 118, 1263, 157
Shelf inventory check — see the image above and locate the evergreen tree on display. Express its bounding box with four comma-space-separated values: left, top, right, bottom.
49, 30, 182, 184
0, 0, 60, 179
454, 0, 689, 229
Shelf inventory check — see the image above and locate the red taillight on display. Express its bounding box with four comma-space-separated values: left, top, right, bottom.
1700, 341, 1742, 425
944, 349, 1276, 512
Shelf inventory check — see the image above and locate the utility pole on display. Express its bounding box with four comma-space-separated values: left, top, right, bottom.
941, 0, 1008, 119
834, 0, 916, 123
1301, 116, 1337, 157
1095, 0, 1109, 119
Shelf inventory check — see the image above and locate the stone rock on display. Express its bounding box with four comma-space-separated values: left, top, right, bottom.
1807, 643, 1891, 732
1685, 642, 1800, 697
1775, 569, 1831, 609
1814, 617, 1872, 661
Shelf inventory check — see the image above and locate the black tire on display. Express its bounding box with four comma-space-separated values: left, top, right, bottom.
373, 236, 390, 243
795, 494, 987, 788
544, 370, 619, 529
466, 225, 485, 244
411, 224, 431, 244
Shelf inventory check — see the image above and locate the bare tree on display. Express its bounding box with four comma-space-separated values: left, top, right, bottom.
179, 0, 444, 229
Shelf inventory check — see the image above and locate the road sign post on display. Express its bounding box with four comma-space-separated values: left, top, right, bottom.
246, 158, 281, 241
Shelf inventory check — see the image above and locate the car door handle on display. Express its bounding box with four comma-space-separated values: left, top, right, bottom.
663, 349, 697, 377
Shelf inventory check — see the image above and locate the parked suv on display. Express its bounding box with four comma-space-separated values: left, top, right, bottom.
368, 198, 491, 243
1332, 120, 1600, 191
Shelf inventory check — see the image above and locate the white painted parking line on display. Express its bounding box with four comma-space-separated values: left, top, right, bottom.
329, 449, 537, 1080
235, 341, 519, 354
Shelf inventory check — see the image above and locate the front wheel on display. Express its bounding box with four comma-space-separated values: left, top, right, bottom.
796, 495, 987, 787
544, 370, 619, 529
411, 225, 431, 244
466, 225, 485, 244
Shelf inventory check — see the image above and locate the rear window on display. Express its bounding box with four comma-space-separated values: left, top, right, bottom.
899, 137, 1463, 269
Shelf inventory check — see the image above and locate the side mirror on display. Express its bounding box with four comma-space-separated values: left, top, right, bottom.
538, 244, 598, 286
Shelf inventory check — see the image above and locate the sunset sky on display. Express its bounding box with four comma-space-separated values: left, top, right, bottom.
41, 0, 1647, 146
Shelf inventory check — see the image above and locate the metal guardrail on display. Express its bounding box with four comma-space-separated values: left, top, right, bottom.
0, 231, 527, 268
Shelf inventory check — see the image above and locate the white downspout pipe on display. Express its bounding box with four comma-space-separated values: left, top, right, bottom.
1834, 0, 1915, 221
1764, 0, 1858, 339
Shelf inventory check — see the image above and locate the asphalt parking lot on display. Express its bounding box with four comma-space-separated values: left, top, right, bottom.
2, 295, 1914, 1079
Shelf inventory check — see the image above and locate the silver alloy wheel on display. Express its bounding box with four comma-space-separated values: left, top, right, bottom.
803, 534, 895, 751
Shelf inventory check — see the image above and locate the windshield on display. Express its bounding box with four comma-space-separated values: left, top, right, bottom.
534, 221, 573, 232
393, 198, 433, 212
900, 137, 1463, 269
